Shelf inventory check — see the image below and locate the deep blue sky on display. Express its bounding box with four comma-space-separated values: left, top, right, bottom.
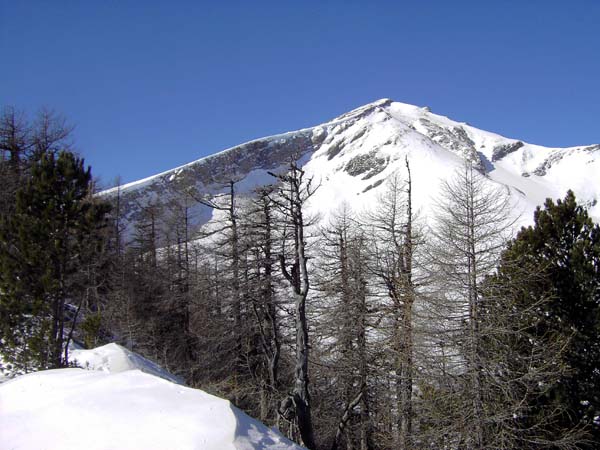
2, 1, 599, 187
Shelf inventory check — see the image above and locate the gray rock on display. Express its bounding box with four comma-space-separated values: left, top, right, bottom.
491, 141, 524, 162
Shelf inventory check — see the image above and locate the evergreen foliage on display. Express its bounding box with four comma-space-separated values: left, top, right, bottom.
491, 190, 600, 446
0, 151, 110, 371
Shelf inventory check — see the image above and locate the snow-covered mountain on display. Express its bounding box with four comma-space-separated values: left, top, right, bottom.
103, 99, 600, 233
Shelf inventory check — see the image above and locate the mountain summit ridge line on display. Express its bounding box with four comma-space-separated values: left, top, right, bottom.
101, 99, 600, 234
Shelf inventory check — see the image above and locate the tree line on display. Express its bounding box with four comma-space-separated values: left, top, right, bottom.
1, 107, 599, 450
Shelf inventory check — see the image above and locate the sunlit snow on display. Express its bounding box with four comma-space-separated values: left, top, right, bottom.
0, 344, 304, 450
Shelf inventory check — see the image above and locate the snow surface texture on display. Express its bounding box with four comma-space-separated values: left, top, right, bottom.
102, 98, 600, 239
70, 342, 184, 384
0, 344, 304, 450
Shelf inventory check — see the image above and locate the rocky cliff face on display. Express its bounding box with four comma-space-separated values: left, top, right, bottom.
102, 99, 600, 239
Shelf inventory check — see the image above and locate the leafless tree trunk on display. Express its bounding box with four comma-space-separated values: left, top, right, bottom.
189, 179, 247, 397
316, 203, 374, 450
363, 158, 419, 449
244, 187, 282, 422
271, 161, 317, 450
427, 161, 516, 449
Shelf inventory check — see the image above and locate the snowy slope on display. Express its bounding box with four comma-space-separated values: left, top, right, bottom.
70, 343, 184, 384
0, 344, 304, 450
102, 99, 600, 237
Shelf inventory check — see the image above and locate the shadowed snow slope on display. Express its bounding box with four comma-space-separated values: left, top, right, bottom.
0, 368, 304, 450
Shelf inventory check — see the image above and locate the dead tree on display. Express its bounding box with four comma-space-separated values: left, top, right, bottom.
427, 161, 516, 449
243, 186, 282, 422
189, 180, 246, 393
363, 157, 419, 449
316, 203, 374, 450
269, 161, 317, 450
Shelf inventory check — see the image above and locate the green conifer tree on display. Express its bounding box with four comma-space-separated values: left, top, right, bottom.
492, 190, 600, 446
0, 151, 110, 372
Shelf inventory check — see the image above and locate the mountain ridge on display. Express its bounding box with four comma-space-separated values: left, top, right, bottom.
102, 99, 600, 236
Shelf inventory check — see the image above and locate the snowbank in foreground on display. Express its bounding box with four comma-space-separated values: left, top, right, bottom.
0, 368, 303, 450
0, 343, 303, 450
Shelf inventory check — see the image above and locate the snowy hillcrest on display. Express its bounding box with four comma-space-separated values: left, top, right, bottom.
0, 344, 303, 450
103, 99, 600, 234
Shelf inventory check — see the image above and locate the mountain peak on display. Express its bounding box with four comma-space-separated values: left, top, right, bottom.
331, 98, 394, 122
102, 100, 600, 237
